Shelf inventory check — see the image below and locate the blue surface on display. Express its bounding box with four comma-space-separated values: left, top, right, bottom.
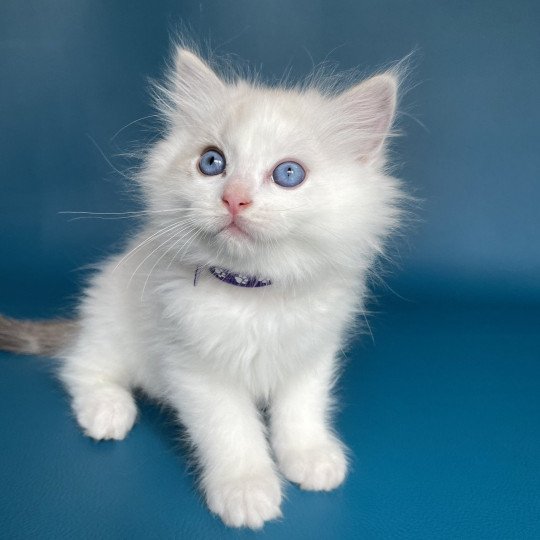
1, 0, 539, 538
1, 300, 539, 539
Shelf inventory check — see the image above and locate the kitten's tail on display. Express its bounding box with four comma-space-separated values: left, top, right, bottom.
0, 315, 77, 356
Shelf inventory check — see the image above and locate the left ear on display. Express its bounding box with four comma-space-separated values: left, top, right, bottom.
334, 73, 397, 162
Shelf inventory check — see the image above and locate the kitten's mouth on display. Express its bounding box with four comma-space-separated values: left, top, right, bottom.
219, 221, 252, 239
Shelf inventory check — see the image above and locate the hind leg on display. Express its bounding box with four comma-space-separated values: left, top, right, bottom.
59, 339, 137, 441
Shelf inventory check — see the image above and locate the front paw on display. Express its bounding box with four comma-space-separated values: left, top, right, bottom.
206, 472, 282, 529
73, 387, 137, 441
277, 439, 348, 491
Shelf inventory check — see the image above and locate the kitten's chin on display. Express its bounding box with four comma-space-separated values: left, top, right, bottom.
213, 224, 255, 257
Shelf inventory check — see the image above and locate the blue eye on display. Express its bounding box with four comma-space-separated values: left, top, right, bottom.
198, 149, 226, 176
272, 161, 306, 188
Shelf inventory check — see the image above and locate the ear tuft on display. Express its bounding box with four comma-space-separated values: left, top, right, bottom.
336, 73, 398, 162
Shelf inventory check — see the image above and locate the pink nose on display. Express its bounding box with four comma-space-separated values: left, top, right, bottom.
222, 189, 252, 216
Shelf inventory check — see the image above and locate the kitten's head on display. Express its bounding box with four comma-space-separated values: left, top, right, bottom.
140, 48, 404, 285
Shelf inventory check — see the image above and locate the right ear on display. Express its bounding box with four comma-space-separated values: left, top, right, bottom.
169, 48, 225, 122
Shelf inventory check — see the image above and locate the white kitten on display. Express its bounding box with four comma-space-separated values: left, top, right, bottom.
0, 47, 405, 529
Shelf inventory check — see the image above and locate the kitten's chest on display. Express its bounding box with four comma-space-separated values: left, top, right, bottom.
158, 274, 355, 388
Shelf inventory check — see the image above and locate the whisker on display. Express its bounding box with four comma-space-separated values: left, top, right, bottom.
110, 114, 160, 141
128, 225, 193, 289
59, 207, 197, 218
86, 134, 133, 182
168, 227, 204, 270
140, 225, 201, 299
113, 220, 187, 273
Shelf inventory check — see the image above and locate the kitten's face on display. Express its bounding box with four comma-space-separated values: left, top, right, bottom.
172, 91, 339, 246
142, 50, 401, 280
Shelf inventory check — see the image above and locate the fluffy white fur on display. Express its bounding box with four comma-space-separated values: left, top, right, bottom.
58, 48, 404, 529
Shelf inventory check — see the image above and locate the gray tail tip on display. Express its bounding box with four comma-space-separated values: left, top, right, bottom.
0, 314, 76, 356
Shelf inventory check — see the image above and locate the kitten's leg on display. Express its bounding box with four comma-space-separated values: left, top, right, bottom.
270, 357, 348, 491
168, 372, 281, 529
59, 340, 137, 441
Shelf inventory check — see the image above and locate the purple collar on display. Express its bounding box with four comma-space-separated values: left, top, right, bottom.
194, 266, 271, 288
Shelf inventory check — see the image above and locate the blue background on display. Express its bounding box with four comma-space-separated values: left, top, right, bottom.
1, 1, 539, 538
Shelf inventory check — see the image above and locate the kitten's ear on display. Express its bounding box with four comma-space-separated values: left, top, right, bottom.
173, 48, 224, 95
167, 48, 225, 122
335, 74, 397, 162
